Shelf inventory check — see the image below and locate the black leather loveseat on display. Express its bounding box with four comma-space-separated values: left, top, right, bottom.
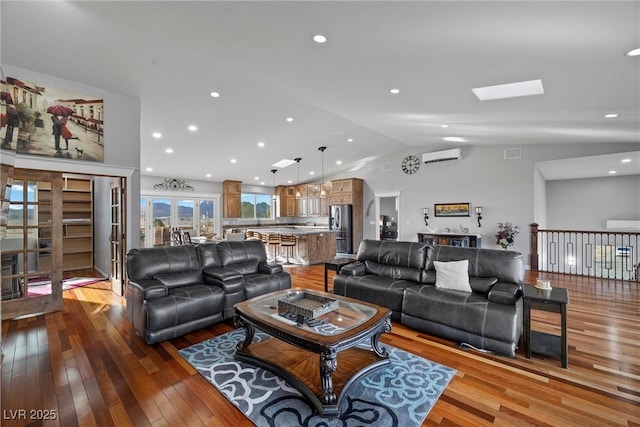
126, 240, 291, 344
333, 240, 524, 356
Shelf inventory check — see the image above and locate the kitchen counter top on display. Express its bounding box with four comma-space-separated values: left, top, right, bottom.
246, 227, 334, 235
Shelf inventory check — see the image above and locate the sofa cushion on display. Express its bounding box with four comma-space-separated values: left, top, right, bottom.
154, 270, 203, 289
218, 240, 268, 266
365, 260, 422, 283
426, 245, 524, 286
227, 261, 260, 275
402, 286, 521, 344
333, 274, 417, 320
127, 245, 200, 281
434, 260, 472, 292
357, 240, 429, 271
196, 242, 222, 269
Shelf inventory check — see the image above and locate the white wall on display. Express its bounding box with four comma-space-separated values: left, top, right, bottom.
547, 175, 640, 230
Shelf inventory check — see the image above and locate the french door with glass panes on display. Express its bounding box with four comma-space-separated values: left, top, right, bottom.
140, 195, 218, 248
1, 170, 63, 320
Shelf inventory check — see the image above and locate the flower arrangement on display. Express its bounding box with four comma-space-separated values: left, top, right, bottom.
496, 222, 520, 249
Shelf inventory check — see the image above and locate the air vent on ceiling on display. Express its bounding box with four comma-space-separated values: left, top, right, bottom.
504, 147, 522, 160
381, 162, 392, 173
422, 148, 461, 164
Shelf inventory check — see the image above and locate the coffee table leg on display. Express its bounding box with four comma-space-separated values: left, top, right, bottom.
320, 348, 337, 405
233, 316, 255, 350
371, 317, 392, 358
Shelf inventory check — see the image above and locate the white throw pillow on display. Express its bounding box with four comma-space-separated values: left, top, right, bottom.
434, 260, 473, 293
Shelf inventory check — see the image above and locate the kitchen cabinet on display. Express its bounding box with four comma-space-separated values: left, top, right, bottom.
223, 180, 242, 218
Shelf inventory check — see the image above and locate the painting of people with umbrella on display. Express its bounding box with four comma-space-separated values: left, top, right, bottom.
1, 76, 104, 162
47, 105, 79, 153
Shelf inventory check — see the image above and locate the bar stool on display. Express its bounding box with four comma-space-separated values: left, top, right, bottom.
267, 233, 281, 263
279, 234, 297, 265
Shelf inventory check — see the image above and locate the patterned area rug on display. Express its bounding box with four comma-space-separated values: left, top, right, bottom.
179, 329, 456, 427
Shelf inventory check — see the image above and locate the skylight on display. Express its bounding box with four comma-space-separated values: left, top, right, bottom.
272, 159, 296, 168
472, 79, 544, 101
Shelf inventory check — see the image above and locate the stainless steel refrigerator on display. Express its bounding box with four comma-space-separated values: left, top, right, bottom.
329, 204, 353, 254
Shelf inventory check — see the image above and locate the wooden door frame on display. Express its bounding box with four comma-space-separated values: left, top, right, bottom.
1, 169, 63, 320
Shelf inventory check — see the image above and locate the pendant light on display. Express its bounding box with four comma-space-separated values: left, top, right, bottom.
271, 169, 277, 201
295, 157, 302, 197
318, 146, 326, 196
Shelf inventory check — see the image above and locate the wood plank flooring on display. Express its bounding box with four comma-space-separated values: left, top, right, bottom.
2, 266, 639, 426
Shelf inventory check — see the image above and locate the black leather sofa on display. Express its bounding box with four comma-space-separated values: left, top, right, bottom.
333, 240, 524, 356
126, 240, 291, 344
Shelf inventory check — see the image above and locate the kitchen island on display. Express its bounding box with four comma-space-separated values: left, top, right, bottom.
246, 227, 337, 265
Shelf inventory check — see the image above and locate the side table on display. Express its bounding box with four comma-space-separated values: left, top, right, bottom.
523, 283, 570, 368
324, 257, 357, 292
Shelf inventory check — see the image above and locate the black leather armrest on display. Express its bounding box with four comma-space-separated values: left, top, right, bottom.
259, 261, 283, 274
487, 282, 522, 304
203, 266, 243, 282
339, 261, 366, 276
127, 279, 167, 300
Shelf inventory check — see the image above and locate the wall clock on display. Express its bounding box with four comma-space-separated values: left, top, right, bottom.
401, 155, 420, 174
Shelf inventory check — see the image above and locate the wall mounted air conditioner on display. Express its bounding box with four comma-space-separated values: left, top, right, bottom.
422, 148, 462, 164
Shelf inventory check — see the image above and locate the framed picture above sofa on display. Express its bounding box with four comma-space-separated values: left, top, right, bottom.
434, 202, 470, 217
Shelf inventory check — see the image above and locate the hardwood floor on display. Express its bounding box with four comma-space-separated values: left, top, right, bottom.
2, 266, 638, 426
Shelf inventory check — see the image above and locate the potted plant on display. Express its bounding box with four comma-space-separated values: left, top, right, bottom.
495, 222, 520, 249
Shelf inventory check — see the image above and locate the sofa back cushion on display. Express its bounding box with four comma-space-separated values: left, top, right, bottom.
126, 245, 200, 281
356, 240, 428, 282
196, 242, 222, 269
217, 240, 267, 274
426, 245, 524, 287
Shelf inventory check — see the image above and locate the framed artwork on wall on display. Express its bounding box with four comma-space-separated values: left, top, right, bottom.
434, 202, 471, 217
1, 75, 104, 162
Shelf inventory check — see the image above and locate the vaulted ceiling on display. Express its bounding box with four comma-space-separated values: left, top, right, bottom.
2, 1, 639, 184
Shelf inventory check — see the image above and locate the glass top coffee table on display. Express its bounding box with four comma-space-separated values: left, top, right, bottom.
233, 289, 392, 417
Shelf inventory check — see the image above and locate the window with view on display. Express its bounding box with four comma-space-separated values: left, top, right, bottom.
241, 193, 272, 219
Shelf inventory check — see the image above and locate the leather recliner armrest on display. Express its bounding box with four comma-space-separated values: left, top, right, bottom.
202, 267, 243, 282
487, 282, 522, 305
127, 279, 168, 300
339, 261, 366, 276
259, 262, 283, 274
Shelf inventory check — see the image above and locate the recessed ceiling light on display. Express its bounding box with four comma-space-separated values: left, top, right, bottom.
441, 124, 449, 128
336, 160, 342, 165
230, 159, 237, 163
287, 180, 293, 184
188, 125, 198, 131
604, 113, 619, 118
145, 167, 153, 172
210, 91, 220, 98
472, 79, 544, 101
389, 88, 400, 94
608, 170, 617, 174
152, 132, 162, 138
260, 181, 265, 185
626, 48, 640, 56
347, 138, 354, 142
165, 148, 173, 154
205, 174, 212, 178
309, 171, 315, 175
313, 34, 327, 44
621, 158, 632, 163
286, 117, 294, 123
254, 176, 260, 180
257, 142, 265, 147
443, 137, 466, 142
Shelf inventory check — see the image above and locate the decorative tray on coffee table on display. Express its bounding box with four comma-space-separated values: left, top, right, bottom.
278, 291, 339, 320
